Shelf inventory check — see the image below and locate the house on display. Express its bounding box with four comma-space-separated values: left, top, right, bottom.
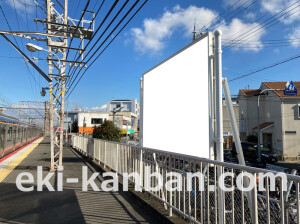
238, 81, 300, 157
223, 98, 239, 149
106, 99, 139, 117
77, 112, 138, 135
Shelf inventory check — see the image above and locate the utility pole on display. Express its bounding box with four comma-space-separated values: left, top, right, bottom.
83, 117, 86, 136
44, 101, 48, 136
46, 0, 55, 171
44, 0, 94, 170
1, 0, 95, 171
58, 0, 68, 169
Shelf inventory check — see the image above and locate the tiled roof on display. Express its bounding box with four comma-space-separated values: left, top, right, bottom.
239, 81, 300, 98
253, 122, 274, 130
262, 82, 300, 97
239, 89, 261, 96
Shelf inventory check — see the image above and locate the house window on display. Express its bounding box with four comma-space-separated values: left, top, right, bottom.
116, 104, 121, 108
285, 131, 296, 134
91, 118, 103, 125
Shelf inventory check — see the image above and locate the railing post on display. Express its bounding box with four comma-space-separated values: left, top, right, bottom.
140, 149, 143, 188
252, 172, 258, 224
116, 144, 119, 172
280, 177, 285, 224
168, 154, 172, 216
103, 141, 106, 169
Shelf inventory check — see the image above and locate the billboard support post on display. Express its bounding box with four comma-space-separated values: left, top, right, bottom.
208, 32, 215, 160
214, 30, 225, 224
139, 78, 143, 147
214, 30, 224, 163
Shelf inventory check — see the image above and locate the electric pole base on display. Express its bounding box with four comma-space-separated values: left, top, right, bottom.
50, 166, 56, 172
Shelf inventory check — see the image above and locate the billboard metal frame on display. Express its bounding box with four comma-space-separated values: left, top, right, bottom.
139, 30, 252, 224
140, 32, 217, 160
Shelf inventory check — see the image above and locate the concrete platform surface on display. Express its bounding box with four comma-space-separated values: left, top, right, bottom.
0, 137, 162, 224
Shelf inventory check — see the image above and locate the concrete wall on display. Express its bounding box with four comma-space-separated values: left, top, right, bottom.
281, 99, 300, 156
223, 103, 239, 134
238, 95, 259, 139
78, 112, 110, 134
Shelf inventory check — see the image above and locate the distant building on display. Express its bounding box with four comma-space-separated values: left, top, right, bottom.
77, 112, 138, 135
106, 99, 139, 117
63, 111, 78, 131
78, 112, 110, 134
238, 81, 300, 157
223, 97, 239, 135
222, 98, 239, 149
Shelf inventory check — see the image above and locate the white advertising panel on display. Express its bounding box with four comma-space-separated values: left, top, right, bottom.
142, 35, 211, 158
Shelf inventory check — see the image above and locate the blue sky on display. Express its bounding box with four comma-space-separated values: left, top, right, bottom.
0, 0, 300, 110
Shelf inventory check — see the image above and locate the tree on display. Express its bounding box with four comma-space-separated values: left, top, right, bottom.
92, 120, 121, 142
71, 119, 78, 133
246, 134, 258, 143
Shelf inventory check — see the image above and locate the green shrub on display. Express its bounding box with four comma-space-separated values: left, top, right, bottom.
246, 134, 258, 143
92, 120, 121, 142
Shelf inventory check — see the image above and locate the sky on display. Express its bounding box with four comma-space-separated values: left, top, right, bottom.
0, 0, 300, 111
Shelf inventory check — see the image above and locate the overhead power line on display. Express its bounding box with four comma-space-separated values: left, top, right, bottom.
66, 0, 148, 99
66, 0, 91, 59
200, 0, 244, 31
0, 4, 40, 91
228, 53, 300, 82
223, 0, 300, 51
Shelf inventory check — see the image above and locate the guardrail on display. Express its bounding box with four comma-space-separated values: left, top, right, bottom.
71, 135, 300, 224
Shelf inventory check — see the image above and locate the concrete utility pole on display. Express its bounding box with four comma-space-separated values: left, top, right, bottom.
43, 0, 94, 170
83, 117, 86, 136
113, 106, 123, 126
44, 101, 48, 136
58, 0, 68, 169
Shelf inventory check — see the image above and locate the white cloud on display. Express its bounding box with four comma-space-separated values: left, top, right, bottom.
131, 5, 217, 53
261, 0, 300, 24
83, 104, 107, 112
4, 0, 34, 14
220, 18, 265, 52
244, 12, 256, 21
288, 26, 300, 47
224, 0, 254, 8
131, 5, 265, 53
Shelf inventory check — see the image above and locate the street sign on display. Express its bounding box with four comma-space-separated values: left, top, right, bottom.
285, 81, 297, 95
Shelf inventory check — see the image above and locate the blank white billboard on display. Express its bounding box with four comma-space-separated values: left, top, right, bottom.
142, 35, 211, 158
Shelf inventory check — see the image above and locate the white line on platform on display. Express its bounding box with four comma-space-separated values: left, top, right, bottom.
66, 178, 79, 183
0, 138, 42, 173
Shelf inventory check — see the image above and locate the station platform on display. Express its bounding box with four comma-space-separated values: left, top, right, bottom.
0, 137, 162, 224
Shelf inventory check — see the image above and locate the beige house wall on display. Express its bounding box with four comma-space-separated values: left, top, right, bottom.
281, 99, 300, 156
239, 88, 300, 156
222, 104, 239, 134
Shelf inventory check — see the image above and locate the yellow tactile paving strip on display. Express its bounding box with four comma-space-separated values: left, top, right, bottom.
0, 137, 44, 183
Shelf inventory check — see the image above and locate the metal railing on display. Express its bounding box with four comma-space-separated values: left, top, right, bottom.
71, 135, 300, 224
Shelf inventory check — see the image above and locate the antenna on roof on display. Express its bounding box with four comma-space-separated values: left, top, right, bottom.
193, 18, 197, 41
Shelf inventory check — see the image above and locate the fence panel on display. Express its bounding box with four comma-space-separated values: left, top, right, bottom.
71, 136, 300, 224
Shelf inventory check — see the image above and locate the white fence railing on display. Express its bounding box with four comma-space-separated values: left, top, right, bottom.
72, 135, 300, 224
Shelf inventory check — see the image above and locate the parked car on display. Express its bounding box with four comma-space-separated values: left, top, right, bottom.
232, 142, 278, 166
